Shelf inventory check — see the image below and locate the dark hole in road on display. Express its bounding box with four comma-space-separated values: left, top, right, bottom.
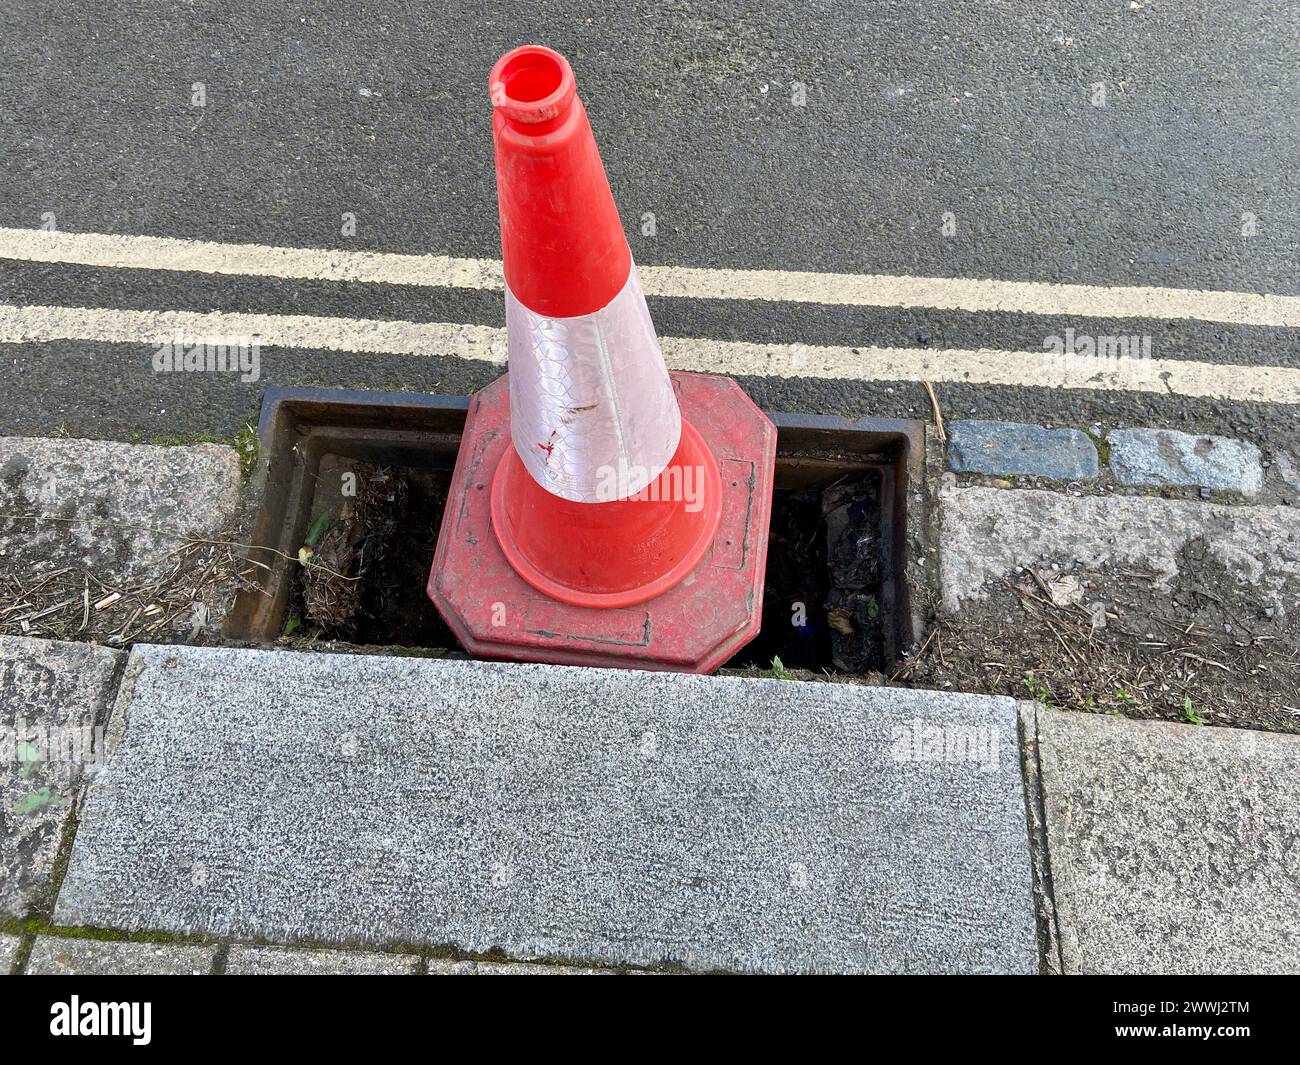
289, 458, 457, 648
725, 471, 886, 674
227, 389, 920, 673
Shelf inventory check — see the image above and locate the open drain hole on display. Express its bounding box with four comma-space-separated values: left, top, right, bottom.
228, 389, 921, 674
725, 472, 886, 674
288, 457, 456, 648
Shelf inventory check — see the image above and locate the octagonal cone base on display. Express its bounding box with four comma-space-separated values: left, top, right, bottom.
428, 370, 776, 673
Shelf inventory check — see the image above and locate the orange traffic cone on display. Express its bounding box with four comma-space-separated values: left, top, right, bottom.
430, 45, 775, 672
488, 45, 722, 607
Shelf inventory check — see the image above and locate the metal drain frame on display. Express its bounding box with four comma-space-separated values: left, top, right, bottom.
224, 386, 924, 668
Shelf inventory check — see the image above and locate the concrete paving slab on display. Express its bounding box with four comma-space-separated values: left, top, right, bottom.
26, 936, 216, 975
939, 483, 1300, 613
427, 959, 616, 975
1, 932, 20, 974
56, 646, 1038, 974
0, 437, 242, 641
225, 945, 420, 975
1, 635, 122, 918
1035, 707, 1300, 974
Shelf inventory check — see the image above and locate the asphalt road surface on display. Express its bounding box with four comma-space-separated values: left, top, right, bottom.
1, 0, 1297, 453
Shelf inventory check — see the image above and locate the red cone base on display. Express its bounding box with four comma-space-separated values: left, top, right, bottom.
490, 419, 722, 609
429, 371, 776, 673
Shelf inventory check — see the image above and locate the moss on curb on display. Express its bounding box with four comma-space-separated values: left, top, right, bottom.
1083, 426, 1111, 467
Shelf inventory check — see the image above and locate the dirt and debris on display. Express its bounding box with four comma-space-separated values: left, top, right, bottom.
729, 472, 886, 673
0, 534, 243, 646
895, 541, 1300, 734
300, 466, 406, 636
287, 461, 457, 649
735, 487, 828, 669
823, 479, 885, 672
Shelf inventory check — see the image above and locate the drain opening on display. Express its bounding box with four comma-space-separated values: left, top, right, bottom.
228, 389, 920, 673
288, 456, 456, 648
726, 471, 886, 674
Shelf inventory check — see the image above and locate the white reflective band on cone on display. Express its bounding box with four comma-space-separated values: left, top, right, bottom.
506, 265, 683, 503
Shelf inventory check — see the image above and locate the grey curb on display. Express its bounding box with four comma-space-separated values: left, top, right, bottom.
946, 420, 1099, 481
943, 420, 1267, 499
1108, 427, 1264, 495
939, 483, 1300, 613
0, 437, 242, 641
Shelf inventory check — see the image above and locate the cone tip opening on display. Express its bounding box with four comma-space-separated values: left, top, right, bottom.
490, 46, 576, 127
